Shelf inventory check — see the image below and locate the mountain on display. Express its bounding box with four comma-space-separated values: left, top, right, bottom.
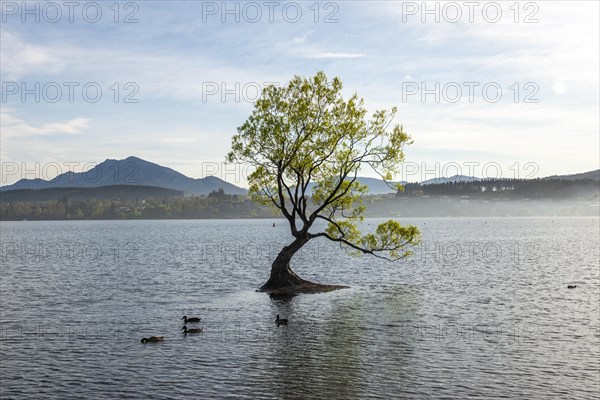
347, 177, 404, 194
542, 169, 600, 181
0, 156, 247, 195
305, 177, 404, 195
420, 175, 479, 185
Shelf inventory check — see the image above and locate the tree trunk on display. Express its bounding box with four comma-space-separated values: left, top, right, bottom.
258, 235, 350, 294
259, 236, 315, 292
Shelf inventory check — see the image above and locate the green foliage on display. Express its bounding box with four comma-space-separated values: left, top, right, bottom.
360, 221, 421, 259
228, 71, 420, 261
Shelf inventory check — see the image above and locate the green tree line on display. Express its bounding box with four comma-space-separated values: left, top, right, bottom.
0, 190, 273, 221
397, 179, 599, 199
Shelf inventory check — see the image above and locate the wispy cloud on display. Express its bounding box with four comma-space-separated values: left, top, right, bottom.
292, 30, 314, 44
1, 109, 90, 138
0, 31, 68, 80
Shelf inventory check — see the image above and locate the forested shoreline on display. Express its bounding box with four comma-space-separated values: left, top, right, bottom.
1, 179, 598, 220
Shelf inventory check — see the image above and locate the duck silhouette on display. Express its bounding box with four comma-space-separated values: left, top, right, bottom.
182, 325, 202, 334
141, 336, 164, 343
182, 316, 201, 323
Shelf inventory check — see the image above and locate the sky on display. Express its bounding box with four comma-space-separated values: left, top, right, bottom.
1, 0, 599, 187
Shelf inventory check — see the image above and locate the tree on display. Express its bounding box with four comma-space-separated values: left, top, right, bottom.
227, 72, 421, 294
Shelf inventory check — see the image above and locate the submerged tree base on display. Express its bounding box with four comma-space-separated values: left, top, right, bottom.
258, 281, 349, 295
258, 263, 348, 294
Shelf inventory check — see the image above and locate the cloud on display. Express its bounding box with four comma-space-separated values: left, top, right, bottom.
376, 1, 599, 87
0, 31, 68, 80
1, 31, 289, 108
0, 109, 90, 138
292, 30, 314, 44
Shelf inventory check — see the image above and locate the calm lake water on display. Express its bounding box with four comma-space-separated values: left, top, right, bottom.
0, 217, 598, 399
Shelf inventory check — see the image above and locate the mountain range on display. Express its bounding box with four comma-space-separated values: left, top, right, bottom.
1, 156, 597, 196
0, 156, 246, 196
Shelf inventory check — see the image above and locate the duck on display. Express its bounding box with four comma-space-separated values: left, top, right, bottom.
182, 315, 201, 323
567, 285, 577, 289
275, 315, 288, 326
182, 325, 202, 334
141, 336, 164, 343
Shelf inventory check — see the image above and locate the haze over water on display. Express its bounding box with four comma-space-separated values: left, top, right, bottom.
1, 217, 599, 399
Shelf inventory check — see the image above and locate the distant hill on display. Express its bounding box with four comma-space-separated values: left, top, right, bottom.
0, 185, 183, 203
0, 156, 247, 195
305, 177, 404, 195
420, 175, 479, 185
353, 177, 405, 193
542, 169, 600, 181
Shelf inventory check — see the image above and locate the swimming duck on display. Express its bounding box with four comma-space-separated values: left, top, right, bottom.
182, 325, 202, 334
141, 336, 164, 343
182, 316, 201, 323
567, 285, 577, 289
275, 315, 288, 326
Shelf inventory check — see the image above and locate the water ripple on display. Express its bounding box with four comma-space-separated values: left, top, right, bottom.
0, 217, 598, 399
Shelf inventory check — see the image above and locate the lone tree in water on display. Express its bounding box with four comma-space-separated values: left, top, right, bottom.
228, 72, 420, 294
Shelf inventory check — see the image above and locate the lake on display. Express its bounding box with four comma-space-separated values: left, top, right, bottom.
0, 217, 598, 399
